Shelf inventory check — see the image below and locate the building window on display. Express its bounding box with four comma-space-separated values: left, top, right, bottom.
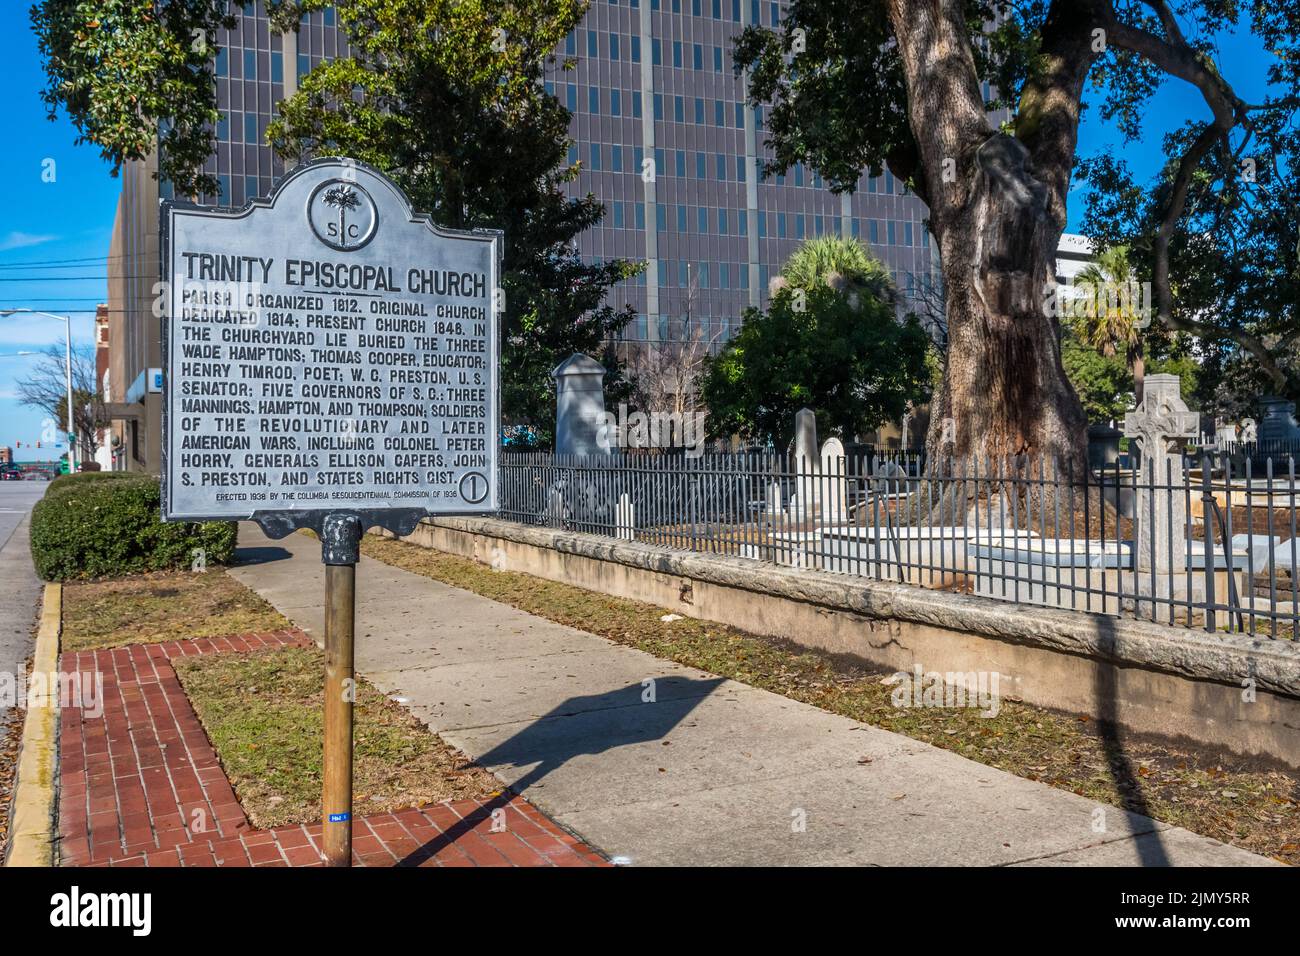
590, 143, 602, 170
610, 33, 620, 60
674, 96, 685, 122
695, 152, 706, 178
631, 36, 641, 62
718, 208, 729, 234
714, 47, 723, 71
737, 210, 747, 234
588, 30, 598, 57
632, 91, 642, 117
697, 207, 708, 232
589, 87, 600, 113
694, 98, 705, 123
612, 144, 624, 171
693, 44, 703, 70
673, 41, 682, 68
610, 89, 622, 115
653, 39, 662, 65
675, 150, 686, 177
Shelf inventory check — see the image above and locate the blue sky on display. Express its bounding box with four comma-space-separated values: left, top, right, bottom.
0, 8, 1280, 457
1, 9, 120, 458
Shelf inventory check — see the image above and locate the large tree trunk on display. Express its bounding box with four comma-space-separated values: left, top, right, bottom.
883, 1, 1099, 475
926, 147, 1088, 468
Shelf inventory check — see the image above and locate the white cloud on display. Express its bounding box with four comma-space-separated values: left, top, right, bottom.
0, 232, 59, 252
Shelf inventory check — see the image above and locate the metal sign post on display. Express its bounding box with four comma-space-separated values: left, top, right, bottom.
321, 513, 361, 865
160, 158, 502, 867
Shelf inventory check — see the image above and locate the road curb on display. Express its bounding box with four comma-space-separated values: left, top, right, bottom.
4, 582, 60, 867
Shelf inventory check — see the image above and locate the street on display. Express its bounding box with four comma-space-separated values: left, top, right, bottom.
0, 480, 47, 751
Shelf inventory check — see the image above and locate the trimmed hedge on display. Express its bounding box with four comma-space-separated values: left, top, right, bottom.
30, 473, 237, 581
47, 470, 141, 495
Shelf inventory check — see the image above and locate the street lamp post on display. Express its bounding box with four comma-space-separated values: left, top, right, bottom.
0, 309, 77, 472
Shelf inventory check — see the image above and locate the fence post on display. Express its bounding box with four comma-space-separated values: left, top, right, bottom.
1201, 454, 1216, 633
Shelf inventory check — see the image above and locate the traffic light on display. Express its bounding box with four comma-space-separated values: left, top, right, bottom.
36, 441, 41, 449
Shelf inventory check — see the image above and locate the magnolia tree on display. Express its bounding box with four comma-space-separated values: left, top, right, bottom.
734, 0, 1299, 467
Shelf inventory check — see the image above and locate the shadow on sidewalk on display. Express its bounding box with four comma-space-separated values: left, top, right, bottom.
234, 545, 295, 566
397, 676, 724, 865
1093, 614, 1169, 866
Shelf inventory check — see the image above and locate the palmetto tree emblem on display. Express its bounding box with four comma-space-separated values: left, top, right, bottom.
323, 184, 362, 246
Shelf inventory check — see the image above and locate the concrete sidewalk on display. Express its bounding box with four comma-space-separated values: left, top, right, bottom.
229, 523, 1275, 867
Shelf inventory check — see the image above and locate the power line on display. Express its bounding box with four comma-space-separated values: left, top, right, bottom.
0, 255, 126, 269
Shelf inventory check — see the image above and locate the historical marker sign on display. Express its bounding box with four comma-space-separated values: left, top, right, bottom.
161, 158, 502, 531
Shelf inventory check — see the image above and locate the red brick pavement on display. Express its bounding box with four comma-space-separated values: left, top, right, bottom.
57, 630, 607, 867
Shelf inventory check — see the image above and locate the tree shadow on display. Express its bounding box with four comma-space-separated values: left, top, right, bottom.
1093, 614, 1170, 866
396, 676, 725, 866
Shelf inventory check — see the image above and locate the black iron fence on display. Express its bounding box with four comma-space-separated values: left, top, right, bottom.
497, 449, 1299, 639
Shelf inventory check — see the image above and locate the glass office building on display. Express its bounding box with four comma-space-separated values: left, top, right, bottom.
555, 0, 935, 347
185, 1, 935, 347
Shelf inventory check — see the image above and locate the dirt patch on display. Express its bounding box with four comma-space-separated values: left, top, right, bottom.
361, 532, 1300, 865
62, 570, 291, 652
173, 645, 499, 829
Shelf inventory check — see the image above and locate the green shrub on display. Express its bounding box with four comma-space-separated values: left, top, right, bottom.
47, 470, 142, 495
30, 474, 237, 581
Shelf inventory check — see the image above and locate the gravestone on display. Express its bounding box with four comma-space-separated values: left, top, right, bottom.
765, 480, 783, 518
553, 353, 610, 456
1258, 397, 1300, 443
791, 408, 819, 519
1123, 373, 1199, 573
819, 437, 848, 522
615, 492, 635, 541
1086, 423, 1121, 471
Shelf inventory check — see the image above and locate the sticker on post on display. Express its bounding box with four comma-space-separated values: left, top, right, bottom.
328, 812, 352, 823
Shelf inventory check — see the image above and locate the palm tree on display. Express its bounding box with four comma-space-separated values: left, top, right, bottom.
1073, 244, 1146, 404
778, 235, 893, 300
323, 184, 361, 244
